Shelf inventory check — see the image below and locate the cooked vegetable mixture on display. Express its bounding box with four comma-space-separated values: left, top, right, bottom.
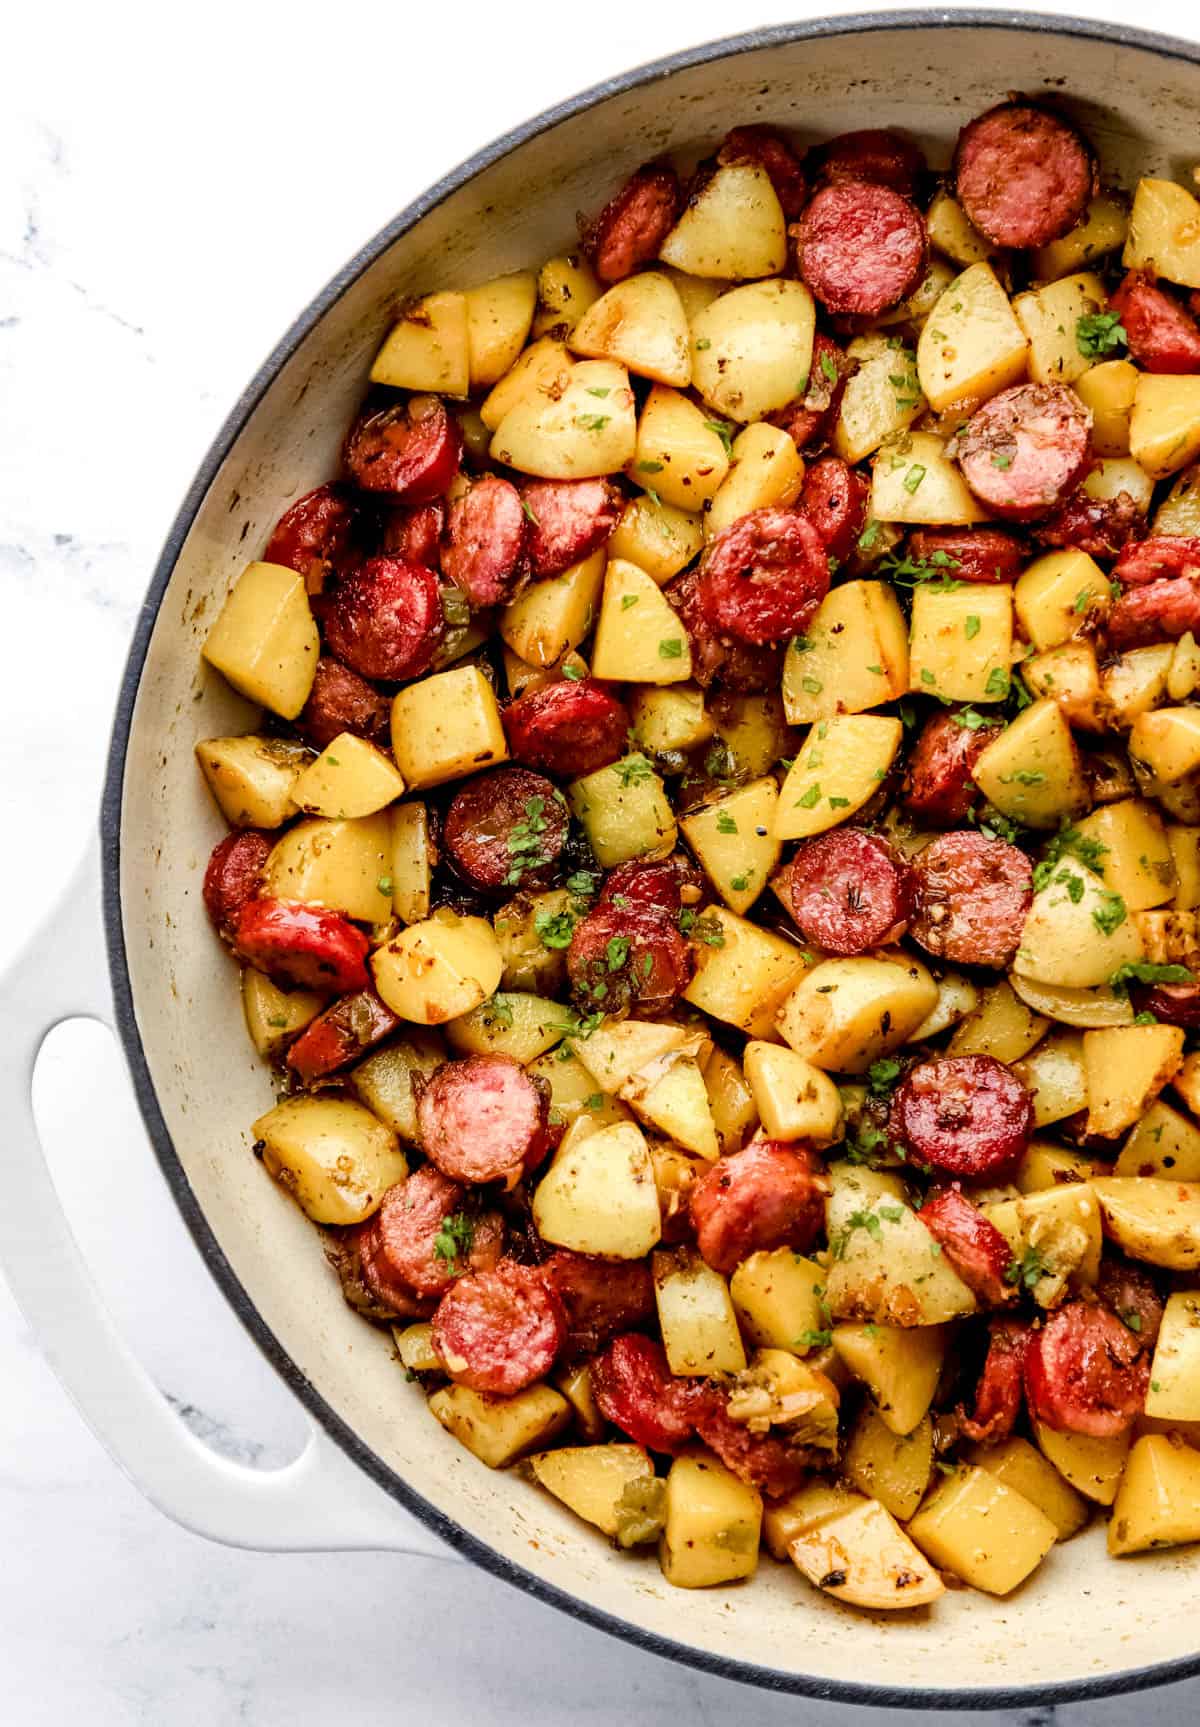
197, 100, 1200, 1606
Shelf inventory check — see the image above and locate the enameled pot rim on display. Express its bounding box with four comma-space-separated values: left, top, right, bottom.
100, 11, 1200, 1707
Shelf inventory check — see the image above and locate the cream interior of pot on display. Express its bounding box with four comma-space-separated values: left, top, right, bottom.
119, 21, 1200, 1695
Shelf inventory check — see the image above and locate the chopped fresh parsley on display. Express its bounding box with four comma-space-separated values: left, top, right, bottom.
658, 637, 684, 659
621, 594, 639, 611
535, 908, 577, 950
433, 1213, 475, 1266
704, 418, 734, 457
903, 463, 927, 494
561, 662, 585, 680
991, 451, 1014, 471
951, 706, 990, 731
1005, 1244, 1050, 1290
690, 914, 726, 948
505, 798, 551, 886
1093, 891, 1128, 937
716, 812, 738, 835
965, 614, 981, 640
377, 875, 394, 896
867, 1057, 903, 1098
574, 413, 611, 432
1076, 310, 1127, 358
615, 754, 654, 787
984, 666, 1010, 699
796, 783, 822, 809
1109, 960, 1196, 996
636, 459, 664, 474
606, 935, 630, 972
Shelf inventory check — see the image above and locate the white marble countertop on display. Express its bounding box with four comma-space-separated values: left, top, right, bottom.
4, 1, 1199, 1720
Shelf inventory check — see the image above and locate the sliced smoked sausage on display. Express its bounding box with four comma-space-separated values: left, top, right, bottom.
691, 1384, 812, 1499
265, 484, 360, 588
695, 507, 830, 646
906, 527, 1027, 584
794, 180, 927, 318
443, 766, 568, 894
321, 557, 445, 682
1110, 271, 1200, 374
953, 103, 1096, 249
799, 455, 871, 564
432, 1259, 566, 1395
666, 568, 785, 692
1114, 536, 1200, 585
360, 1167, 503, 1302
961, 1319, 1031, 1444
599, 854, 700, 916
520, 478, 622, 579
690, 1141, 827, 1276
808, 128, 925, 198
955, 383, 1092, 523
785, 829, 912, 955
233, 899, 369, 993
203, 830, 271, 939
1032, 490, 1142, 560
567, 902, 692, 1016
441, 475, 527, 607
540, 1251, 655, 1356
287, 989, 400, 1084
889, 1054, 1033, 1180
1096, 1256, 1164, 1348
583, 164, 682, 283
768, 334, 854, 453
296, 656, 390, 751
910, 830, 1033, 968
590, 1333, 700, 1453
502, 679, 630, 778
1107, 575, 1200, 649
718, 125, 808, 217
902, 710, 1004, 827
343, 396, 462, 500
378, 499, 445, 566
916, 1187, 1015, 1304
1024, 1299, 1149, 1438
417, 1054, 552, 1187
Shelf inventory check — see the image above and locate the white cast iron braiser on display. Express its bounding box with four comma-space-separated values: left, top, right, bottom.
4, 13, 1200, 1708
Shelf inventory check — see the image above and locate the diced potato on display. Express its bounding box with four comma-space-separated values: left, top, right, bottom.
967, 1436, 1089, 1539
430, 1383, 570, 1469
532, 254, 601, 340
762, 1481, 865, 1559
528, 1443, 656, 1539
776, 714, 902, 841
241, 969, 323, 1058
632, 684, 713, 758
789, 1498, 943, 1610
532, 1120, 661, 1258
908, 1466, 1057, 1595
370, 292, 469, 396
491, 889, 574, 995
832, 335, 924, 465
659, 161, 786, 280
1129, 375, 1200, 480
1103, 644, 1174, 729
730, 1249, 826, 1352
388, 800, 432, 926
1033, 1420, 1131, 1506
390, 664, 507, 790
1176, 1050, 1200, 1112
709, 690, 794, 779
350, 1031, 444, 1141
371, 911, 503, 1025
570, 271, 691, 386
1084, 456, 1155, 515
872, 429, 988, 526
479, 337, 573, 432
1076, 359, 1139, 457
782, 581, 909, 722
1090, 1177, 1200, 1271
608, 493, 704, 584
202, 561, 319, 719
252, 1096, 407, 1226
464, 273, 537, 390
833, 1320, 947, 1436
1132, 908, 1200, 967
444, 990, 564, 1065
1070, 799, 1176, 914
491, 357, 637, 479
705, 422, 804, 539
843, 1407, 933, 1521
590, 558, 691, 682
1169, 632, 1200, 702
701, 1045, 758, 1156
661, 267, 728, 324
690, 279, 816, 423
1013, 272, 1107, 387
1108, 1433, 1200, 1555
1014, 868, 1146, 991
263, 812, 391, 923
569, 1020, 689, 1093
552, 1360, 606, 1441
393, 1321, 439, 1375
1082, 1024, 1184, 1137
526, 1051, 607, 1136
1011, 1028, 1089, 1128
908, 582, 1013, 703
500, 548, 606, 669
683, 907, 811, 1039
984, 1185, 1102, 1304
1123, 177, 1200, 289
925, 189, 993, 264
741, 1041, 843, 1147
659, 1450, 762, 1588
825, 1173, 976, 1328
1034, 194, 1128, 280
1022, 640, 1102, 729
909, 970, 980, 1040
1015, 1138, 1097, 1193
632, 384, 729, 511
568, 754, 676, 867
680, 779, 779, 914
1154, 462, 1200, 536
653, 1248, 746, 1375
1118, 1099, 1200, 1182
916, 262, 1029, 412
972, 700, 1090, 831
876, 255, 958, 329
291, 732, 405, 820
1130, 706, 1200, 785
778, 953, 938, 1075
949, 978, 1049, 1062
1143, 1291, 1200, 1422
1014, 548, 1110, 651
622, 1054, 718, 1161
195, 734, 308, 828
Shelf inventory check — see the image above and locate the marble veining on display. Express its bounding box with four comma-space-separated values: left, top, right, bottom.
3, 0, 1198, 1719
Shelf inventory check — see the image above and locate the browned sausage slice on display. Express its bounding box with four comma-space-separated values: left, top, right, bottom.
955, 383, 1092, 522
520, 479, 621, 579
799, 456, 870, 563
540, 1251, 655, 1356
1032, 489, 1141, 559
695, 507, 831, 646
1110, 271, 1200, 374
265, 484, 360, 588
690, 1142, 827, 1276
502, 679, 630, 778
443, 767, 568, 894
567, 903, 692, 1016
286, 990, 400, 1084
296, 656, 390, 751
809, 128, 925, 198
905, 527, 1027, 584
378, 499, 445, 566
233, 899, 369, 993
768, 334, 854, 453
1107, 574, 1200, 649
441, 475, 527, 607
203, 831, 271, 939
432, 1260, 566, 1395
902, 710, 1003, 827
960, 1318, 1031, 1444
889, 1055, 1033, 1179
321, 557, 445, 682
785, 829, 912, 955
418, 1054, 552, 1187
362, 1168, 503, 1302
666, 568, 785, 692
1024, 1300, 1149, 1437
794, 181, 927, 317
909, 831, 1033, 968
691, 1384, 813, 1500
953, 103, 1096, 249
583, 164, 682, 283
718, 125, 808, 217
343, 396, 462, 500
590, 1333, 701, 1453
916, 1187, 1015, 1303
1114, 537, 1200, 585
